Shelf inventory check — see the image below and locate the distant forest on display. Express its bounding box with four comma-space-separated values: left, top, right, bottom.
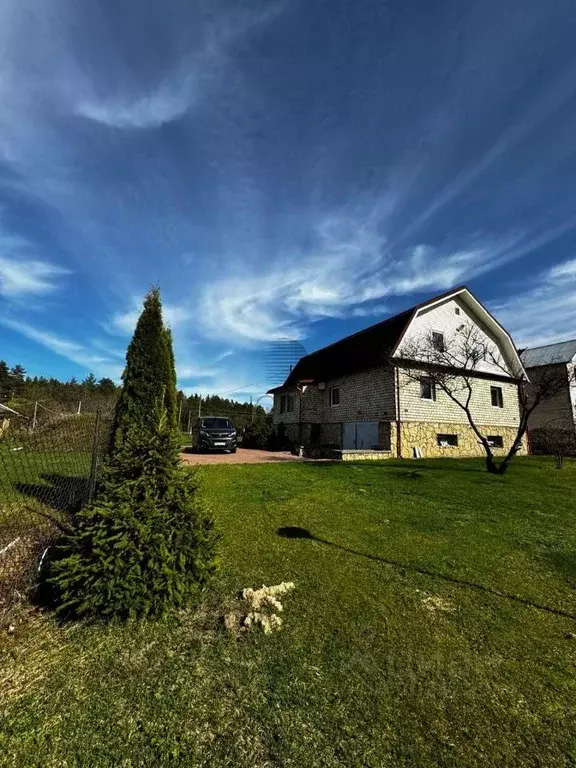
0, 360, 268, 430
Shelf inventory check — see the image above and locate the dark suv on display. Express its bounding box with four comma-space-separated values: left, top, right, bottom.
196, 416, 237, 453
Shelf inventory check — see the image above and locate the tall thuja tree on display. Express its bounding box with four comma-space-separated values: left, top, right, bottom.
50, 288, 218, 620
111, 287, 176, 455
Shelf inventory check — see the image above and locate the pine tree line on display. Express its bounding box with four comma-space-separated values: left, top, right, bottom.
178, 393, 268, 432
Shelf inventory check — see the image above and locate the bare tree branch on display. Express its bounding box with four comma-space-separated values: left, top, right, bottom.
397, 323, 567, 474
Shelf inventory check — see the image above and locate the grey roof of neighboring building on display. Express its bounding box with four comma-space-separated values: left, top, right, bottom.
520, 340, 576, 368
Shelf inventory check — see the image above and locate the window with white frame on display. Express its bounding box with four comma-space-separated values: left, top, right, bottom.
279, 394, 294, 414
329, 386, 340, 407
420, 376, 436, 401
490, 386, 504, 408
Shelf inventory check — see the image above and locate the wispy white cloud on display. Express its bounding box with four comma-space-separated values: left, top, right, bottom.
177, 364, 221, 380
0, 316, 121, 377
492, 258, 576, 347
198, 206, 525, 343
0, 224, 69, 298
110, 302, 192, 335
0, 255, 68, 298
75, 4, 286, 130
76, 84, 195, 130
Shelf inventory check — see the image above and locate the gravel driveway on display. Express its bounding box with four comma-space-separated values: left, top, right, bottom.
180, 447, 304, 465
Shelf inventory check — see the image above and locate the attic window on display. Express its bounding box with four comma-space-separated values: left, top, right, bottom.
455, 307, 461, 315
432, 332, 445, 352
329, 386, 340, 407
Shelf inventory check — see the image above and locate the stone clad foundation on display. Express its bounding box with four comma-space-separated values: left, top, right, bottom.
280, 420, 525, 460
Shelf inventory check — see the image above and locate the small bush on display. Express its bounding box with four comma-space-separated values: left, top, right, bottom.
242, 417, 274, 449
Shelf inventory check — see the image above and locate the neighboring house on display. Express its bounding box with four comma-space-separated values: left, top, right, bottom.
268, 286, 527, 458
520, 340, 576, 452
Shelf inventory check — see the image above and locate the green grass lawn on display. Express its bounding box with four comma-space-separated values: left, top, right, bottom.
2, 457, 576, 767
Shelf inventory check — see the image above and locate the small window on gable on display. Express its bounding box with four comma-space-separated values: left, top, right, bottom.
329, 386, 340, 407
437, 433, 458, 447
420, 377, 436, 401
455, 307, 461, 315
487, 435, 504, 448
490, 386, 504, 408
432, 331, 445, 352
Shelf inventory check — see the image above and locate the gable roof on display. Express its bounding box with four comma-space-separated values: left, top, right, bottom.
268, 286, 525, 392
520, 339, 576, 368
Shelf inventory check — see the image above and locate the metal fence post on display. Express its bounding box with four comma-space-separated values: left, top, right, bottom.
87, 410, 102, 504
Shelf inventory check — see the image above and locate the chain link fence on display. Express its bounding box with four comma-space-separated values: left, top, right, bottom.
0, 406, 113, 615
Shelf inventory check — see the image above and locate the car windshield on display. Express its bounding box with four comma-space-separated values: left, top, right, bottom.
201, 418, 233, 429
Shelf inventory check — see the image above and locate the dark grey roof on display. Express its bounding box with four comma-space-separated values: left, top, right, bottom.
268, 286, 468, 391
520, 340, 576, 368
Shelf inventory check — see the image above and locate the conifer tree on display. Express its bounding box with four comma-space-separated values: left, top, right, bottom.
49, 288, 218, 620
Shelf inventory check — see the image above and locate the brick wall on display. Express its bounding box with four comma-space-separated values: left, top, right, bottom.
272, 365, 397, 426
397, 368, 521, 427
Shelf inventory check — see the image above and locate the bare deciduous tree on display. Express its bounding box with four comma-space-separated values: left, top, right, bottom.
398, 324, 567, 475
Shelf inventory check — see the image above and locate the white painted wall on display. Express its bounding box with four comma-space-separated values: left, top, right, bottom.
394, 295, 512, 377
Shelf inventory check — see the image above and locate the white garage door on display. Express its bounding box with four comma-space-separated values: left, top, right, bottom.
342, 422, 379, 449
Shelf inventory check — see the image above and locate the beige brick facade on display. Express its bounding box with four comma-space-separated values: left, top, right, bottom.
397, 369, 521, 427
273, 364, 525, 458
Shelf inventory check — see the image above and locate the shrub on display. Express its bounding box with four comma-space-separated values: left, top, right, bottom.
242, 416, 274, 449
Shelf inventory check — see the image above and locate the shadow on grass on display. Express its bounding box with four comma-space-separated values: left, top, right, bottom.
277, 527, 576, 622
547, 551, 576, 587
15, 473, 90, 514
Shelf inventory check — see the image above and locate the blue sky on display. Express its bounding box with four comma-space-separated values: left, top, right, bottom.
1, 0, 576, 401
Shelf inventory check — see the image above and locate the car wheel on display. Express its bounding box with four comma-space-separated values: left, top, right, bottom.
231, 448, 237, 454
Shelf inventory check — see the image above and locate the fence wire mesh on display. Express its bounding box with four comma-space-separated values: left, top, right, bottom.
0, 407, 113, 613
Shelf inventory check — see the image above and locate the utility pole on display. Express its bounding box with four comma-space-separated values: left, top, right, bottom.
187, 410, 192, 434
77, 400, 82, 415
250, 395, 254, 425
198, 395, 202, 419
177, 396, 183, 431
32, 401, 38, 431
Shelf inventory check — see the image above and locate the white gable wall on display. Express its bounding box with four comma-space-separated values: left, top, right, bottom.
394, 295, 512, 377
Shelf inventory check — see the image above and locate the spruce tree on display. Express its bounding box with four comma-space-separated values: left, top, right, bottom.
49, 288, 218, 620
